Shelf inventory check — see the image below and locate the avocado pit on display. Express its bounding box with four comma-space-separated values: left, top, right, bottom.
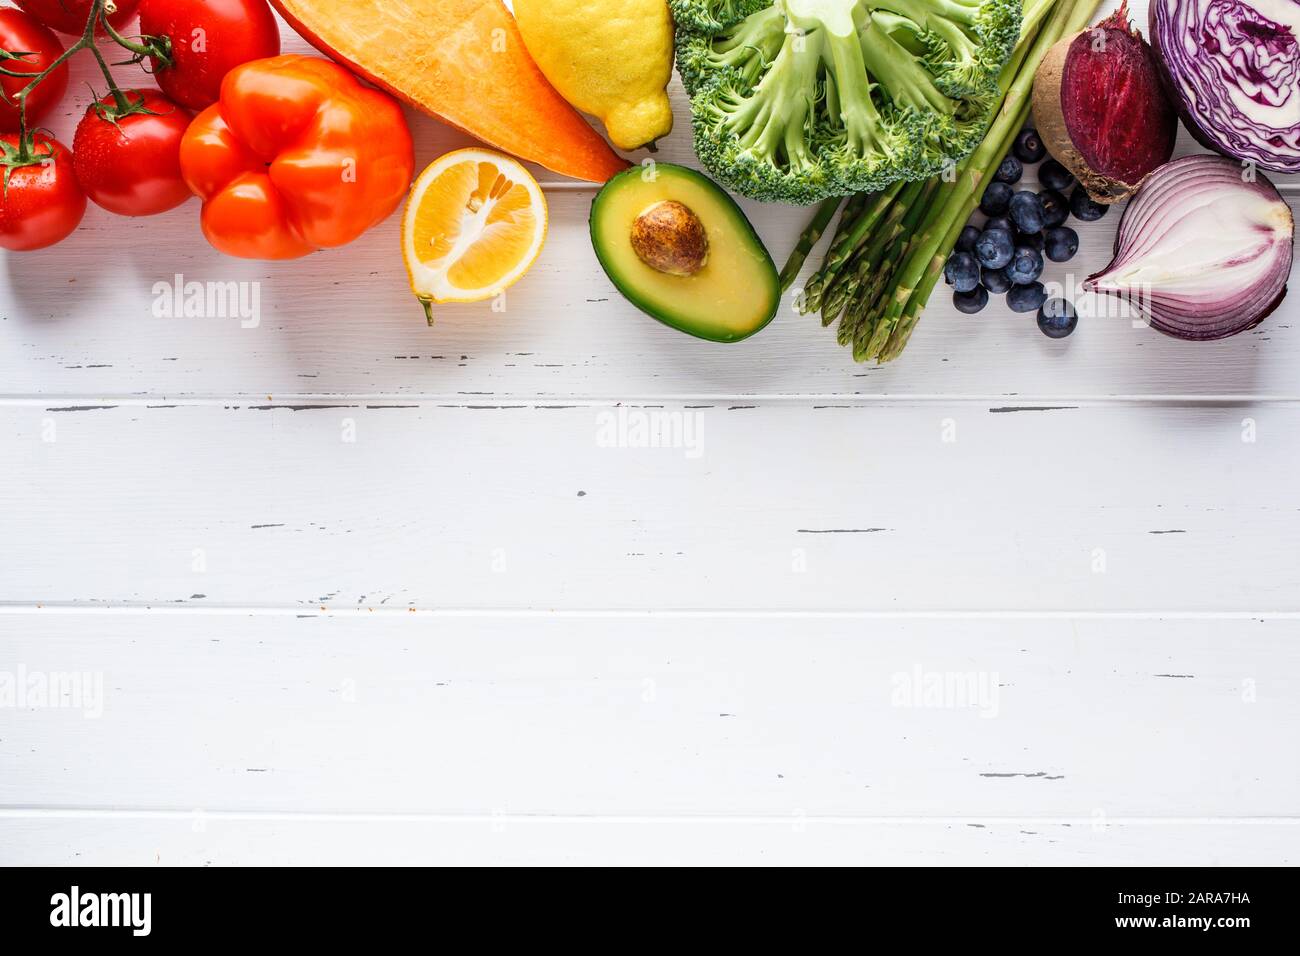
630, 200, 709, 277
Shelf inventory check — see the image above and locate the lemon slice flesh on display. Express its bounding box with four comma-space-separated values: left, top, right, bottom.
402, 148, 549, 322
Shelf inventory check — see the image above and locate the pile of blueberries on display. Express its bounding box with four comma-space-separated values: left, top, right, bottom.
943, 128, 1108, 338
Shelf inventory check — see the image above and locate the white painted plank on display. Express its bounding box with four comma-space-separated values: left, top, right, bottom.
5, 816, 1296, 866
2, 403, 1297, 610
2, 615, 1296, 820
0, 7, 1295, 402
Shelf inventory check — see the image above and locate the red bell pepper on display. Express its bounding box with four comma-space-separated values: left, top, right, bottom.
180, 55, 415, 260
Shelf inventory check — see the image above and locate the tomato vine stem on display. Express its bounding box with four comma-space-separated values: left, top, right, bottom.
0, 0, 174, 162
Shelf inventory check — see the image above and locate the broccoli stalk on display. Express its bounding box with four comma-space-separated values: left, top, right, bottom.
687, 3, 786, 88
875, 0, 1018, 94
858, 16, 954, 115
712, 30, 822, 170
673, 0, 1021, 203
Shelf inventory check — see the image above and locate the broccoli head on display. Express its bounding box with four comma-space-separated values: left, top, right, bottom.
673, 0, 1021, 204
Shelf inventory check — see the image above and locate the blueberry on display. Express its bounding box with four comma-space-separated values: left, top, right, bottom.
955, 224, 981, 254
1043, 225, 1079, 262
981, 266, 1012, 295
1012, 128, 1047, 164
994, 155, 1023, 185
944, 251, 981, 292
1015, 229, 1044, 251
1039, 159, 1074, 192
1037, 298, 1079, 338
1039, 189, 1069, 228
953, 285, 990, 314
980, 181, 1013, 216
984, 216, 1012, 234
974, 227, 1014, 270
1070, 187, 1107, 222
1006, 281, 1048, 313
1008, 190, 1044, 234
1005, 245, 1044, 286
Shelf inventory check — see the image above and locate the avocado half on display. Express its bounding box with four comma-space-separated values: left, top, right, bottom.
590, 164, 780, 343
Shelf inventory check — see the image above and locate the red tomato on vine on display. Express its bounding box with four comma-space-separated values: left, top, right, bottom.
73, 88, 192, 217
0, 9, 70, 133
0, 133, 86, 250
139, 0, 281, 110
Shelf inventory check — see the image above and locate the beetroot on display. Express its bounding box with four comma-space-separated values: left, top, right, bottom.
1032, 1, 1178, 203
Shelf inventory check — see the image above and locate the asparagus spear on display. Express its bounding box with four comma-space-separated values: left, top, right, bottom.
825, 178, 924, 336
795, 0, 1079, 362
837, 177, 930, 348
813, 0, 1064, 360
801, 180, 904, 313
873, 0, 1097, 361
779, 196, 843, 294
861, 178, 941, 357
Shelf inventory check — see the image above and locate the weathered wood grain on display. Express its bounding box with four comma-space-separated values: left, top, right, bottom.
3, 402, 1298, 611
2, 615, 1296, 824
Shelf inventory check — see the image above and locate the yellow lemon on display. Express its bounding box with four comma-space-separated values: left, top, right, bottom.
402, 149, 548, 324
513, 0, 673, 152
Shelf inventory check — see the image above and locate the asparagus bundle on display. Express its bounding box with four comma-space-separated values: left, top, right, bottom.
782, 0, 1102, 363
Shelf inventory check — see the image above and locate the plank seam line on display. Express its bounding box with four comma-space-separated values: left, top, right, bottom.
2, 809, 1299, 826
0, 605, 1296, 620
537, 179, 1300, 195
4, 395, 1300, 407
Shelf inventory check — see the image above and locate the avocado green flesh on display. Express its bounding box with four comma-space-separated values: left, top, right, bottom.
590, 165, 780, 343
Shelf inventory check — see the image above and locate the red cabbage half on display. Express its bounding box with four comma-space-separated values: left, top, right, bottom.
1150, 0, 1300, 171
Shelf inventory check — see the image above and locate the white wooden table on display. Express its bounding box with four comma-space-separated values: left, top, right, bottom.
1, 2, 1297, 866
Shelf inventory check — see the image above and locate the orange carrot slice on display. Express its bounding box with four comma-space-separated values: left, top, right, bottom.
269, 0, 630, 184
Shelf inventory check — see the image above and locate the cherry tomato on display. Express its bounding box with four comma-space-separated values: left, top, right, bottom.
72, 89, 191, 217
139, 0, 281, 110
14, 0, 141, 36
0, 133, 86, 250
0, 9, 69, 133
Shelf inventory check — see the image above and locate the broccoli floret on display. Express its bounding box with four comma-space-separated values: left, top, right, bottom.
673, 0, 776, 33
672, 0, 1020, 203
677, 3, 789, 93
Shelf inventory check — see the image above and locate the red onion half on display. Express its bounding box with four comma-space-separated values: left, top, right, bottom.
1084, 155, 1294, 340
